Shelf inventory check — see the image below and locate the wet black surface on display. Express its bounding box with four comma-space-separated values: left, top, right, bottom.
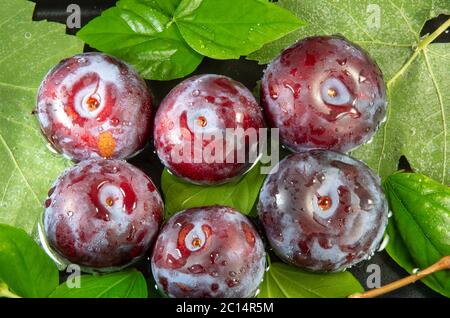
31, 0, 449, 298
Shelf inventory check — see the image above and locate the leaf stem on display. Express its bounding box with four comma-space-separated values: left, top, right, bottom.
348, 256, 450, 298
0, 283, 21, 298
387, 17, 450, 87
418, 17, 450, 50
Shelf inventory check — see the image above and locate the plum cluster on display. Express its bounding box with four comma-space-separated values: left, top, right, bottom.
257, 36, 388, 273
36, 34, 389, 298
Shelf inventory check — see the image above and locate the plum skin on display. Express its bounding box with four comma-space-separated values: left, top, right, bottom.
151, 206, 266, 298
154, 74, 266, 185
258, 150, 388, 272
36, 52, 152, 161
261, 35, 387, 153
42, 159, 164, 270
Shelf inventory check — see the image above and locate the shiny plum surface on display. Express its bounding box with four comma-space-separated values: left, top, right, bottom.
36, 53, 152, 161
258, 150, 388, 272
261, 36, 387, 152
154, 74, 265, 185
42, 159, 163, 270
151, 206, 266, 298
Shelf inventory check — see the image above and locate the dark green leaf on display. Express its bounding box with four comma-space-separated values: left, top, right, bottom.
0, 224, 59, 298
258, 262, 363, 298
247, 0, 450, 183
385, 218, 415, 274
175, 0, 304, 59
77, 0, 203, 80
49, 269, 148, 298
161, 162, 266, 218
146, 0, 182, 15
384, 172, 450, 297
0, 0, 82, 234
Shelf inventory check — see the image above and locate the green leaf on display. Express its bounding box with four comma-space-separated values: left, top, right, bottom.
383, 172, 450, 297
248, 0, 450, 184
77, 0, 203, 80
385, 220, 415, 273
258, 262, 363, 298
161, 162, 266, 218
175, 0, 304, 59
0, 224, 59, 298
432, 0, 450, 15
49, 269, 148, 298
0, 0, 83, 234
146, 0, 182, 15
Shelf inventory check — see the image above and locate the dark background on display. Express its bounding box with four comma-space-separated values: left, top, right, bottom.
30, 0, 450, 298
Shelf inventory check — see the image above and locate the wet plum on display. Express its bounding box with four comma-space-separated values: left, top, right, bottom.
258, 150, 388, 272
41, 159, 163, 270
36, 53, 152, 161
154, 74, 265, 185
151, 206, 266, 298
261, 36, 387, 152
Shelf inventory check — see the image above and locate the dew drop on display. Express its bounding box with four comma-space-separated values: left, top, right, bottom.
24, 32, 31, 39
192, 90, 200, 97
46, 143, 59, 154
210, 252, 220, 264
412, 268, 420, 274
188, 264, 205, 274
226, 278, 240, 288
336, 58, 347, 66
110, 118, 120, 126
377, 234, 390, 252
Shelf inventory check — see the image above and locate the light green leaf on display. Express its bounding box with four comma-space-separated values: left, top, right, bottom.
77, 0, 203, 80
161, 162, 266, 218
49, 269, 148, 298
0, 224, 59, 298
384, 172, 450, 297
0, 0, 83, 234
248, 0, 450, 184
175, 0, 304, 59
432, 0, 450, 16
258, 262, 363, 298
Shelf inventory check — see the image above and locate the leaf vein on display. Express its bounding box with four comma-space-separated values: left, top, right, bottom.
0, 133, 40, 206
422, 50, 447, 183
